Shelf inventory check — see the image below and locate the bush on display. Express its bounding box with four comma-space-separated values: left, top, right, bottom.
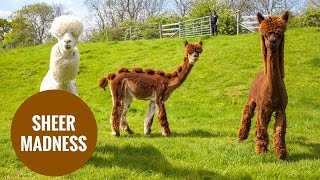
216, 8, 237, 35
302, 8, 320, 27
189, 0, 237, 35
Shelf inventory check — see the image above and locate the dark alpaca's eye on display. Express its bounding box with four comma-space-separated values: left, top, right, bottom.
276, 33, 283, 38
196, 48, 202, 53
188, 49, 195, 54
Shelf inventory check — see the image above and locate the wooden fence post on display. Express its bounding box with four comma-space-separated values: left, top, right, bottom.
159, 23, 162, 39
236, 11, 240, 35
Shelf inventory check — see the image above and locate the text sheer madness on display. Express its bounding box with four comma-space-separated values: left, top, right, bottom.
21, 115, 87, 152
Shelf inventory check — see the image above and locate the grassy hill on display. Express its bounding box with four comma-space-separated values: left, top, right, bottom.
1, 27, 320, 179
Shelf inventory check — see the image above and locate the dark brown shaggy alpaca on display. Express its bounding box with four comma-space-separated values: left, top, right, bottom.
237, 11, 289, 160
99, 41, 203, 136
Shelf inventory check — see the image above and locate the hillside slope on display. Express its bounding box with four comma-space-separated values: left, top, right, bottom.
1, 28, 319, 179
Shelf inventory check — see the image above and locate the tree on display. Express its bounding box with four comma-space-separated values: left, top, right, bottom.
139, 0, 165, 22
307, 0, 320, 8
12, 3, 55, 44
0, 18, 11, 41
189, 0, 214, 18
250, 0, 300, 15
1, 17, 33, 47
52, 3, 71, 17
84, 0, 110, 30
84, 0, 166, 39
173, 0, 195, 17
217, 0, 254, 15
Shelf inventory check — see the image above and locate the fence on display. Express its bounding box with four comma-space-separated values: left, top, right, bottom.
160, 16, 212, 38
160, 23, 180, 38
236, 12, 269, 34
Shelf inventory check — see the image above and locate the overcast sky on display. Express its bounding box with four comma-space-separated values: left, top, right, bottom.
0, 0, 88, 20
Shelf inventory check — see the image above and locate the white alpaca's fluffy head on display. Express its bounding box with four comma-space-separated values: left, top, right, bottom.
50, 15, 83, 39
50, 15, 83, 52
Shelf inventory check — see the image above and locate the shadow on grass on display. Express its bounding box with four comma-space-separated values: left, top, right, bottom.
289, 137, 320, 162
88, 144, 223, 179
171, 129, 224, 138
117, 129, 231, 139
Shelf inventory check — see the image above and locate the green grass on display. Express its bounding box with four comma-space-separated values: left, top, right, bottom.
1, 27, 320, 179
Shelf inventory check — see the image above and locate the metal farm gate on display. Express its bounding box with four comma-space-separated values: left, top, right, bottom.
160, 16, 212, 38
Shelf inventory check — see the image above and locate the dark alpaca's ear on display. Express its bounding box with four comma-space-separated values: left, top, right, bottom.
257, 12, 265, 24
185, 41, 189, 47
282, 11, 289, 23
199, 41, 203, 46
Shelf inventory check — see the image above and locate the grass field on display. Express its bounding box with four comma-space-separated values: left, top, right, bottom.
0, 27, 320, 179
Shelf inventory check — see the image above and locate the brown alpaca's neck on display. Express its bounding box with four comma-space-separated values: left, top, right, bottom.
265, 48, 283, 87
167, 57, 193, 92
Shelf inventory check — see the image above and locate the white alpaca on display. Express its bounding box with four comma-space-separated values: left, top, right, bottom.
40, 15, 83, 96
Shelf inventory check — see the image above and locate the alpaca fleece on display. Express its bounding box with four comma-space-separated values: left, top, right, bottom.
40, 15, 83, 95
237, 11, 289, 160
99, 41, 203, 136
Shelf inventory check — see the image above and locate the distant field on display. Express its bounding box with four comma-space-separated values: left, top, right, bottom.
0, 27, 319, 179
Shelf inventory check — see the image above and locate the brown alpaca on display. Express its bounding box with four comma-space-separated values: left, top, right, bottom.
237, 11, 289, 160
99, 41, 203, 136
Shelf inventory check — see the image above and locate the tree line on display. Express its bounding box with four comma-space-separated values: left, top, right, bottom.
0, 0, 319, 48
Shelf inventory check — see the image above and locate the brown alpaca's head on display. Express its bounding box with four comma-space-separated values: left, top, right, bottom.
258, 11, 289, 51
185, 41, 203, 65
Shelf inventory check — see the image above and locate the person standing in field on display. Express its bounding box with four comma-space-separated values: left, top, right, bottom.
211, 11, 218, 36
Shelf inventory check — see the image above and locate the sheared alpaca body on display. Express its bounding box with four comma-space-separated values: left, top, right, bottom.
40, 15, 83, 96
99, 41, 203, 136
237, 12, 289, 160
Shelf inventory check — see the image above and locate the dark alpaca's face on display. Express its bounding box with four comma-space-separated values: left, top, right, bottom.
257, 11, 289, 51
185, 41, 203, 65
263, 32, 283, 50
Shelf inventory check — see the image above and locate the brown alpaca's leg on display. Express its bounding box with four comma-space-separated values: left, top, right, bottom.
110, 99, 122, 136
144, 101, 155, 135
255, 109, 272, 154
238, 101, 256, 142
274, 111, 287, 160
156, 99, 170, 136
120, 95, 134, 134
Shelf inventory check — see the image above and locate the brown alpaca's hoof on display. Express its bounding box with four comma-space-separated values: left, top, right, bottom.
144, 128, 152, 135
237, 134, 249, 142
255, 147, 268, 155
278, 154, 287, 160
162, 130, 171, 137
237, 138, 246, 143
276, 149, 287, 160
126, 128, 135, 134
111, 131, 120, 136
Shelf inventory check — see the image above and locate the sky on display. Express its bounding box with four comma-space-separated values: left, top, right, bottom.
0, 0, 309, 20
0, 0, 88, 20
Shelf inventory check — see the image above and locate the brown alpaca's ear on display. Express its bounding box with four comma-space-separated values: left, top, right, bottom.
185, 41, 189, 47
199, 41, 203, 46
257, 12, 265, 24
282, 11, 289, 23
